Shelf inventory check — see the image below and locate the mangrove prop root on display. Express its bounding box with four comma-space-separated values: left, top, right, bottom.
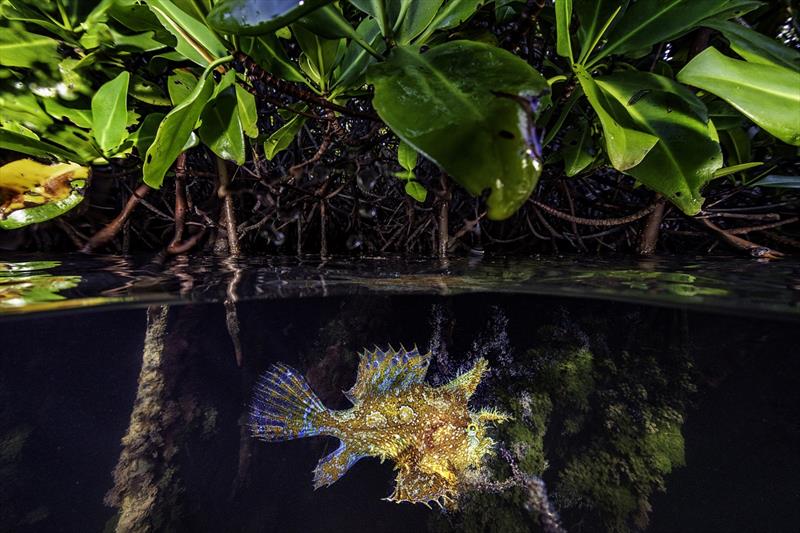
166, 152, 205, 255
81, 183, 150, 253
225, 298, 243, 367
438, 176, 450, 259
105, 306, 173, 533
638, 197, 666, 256
216, 158, 241, 257
699, 217, 784, 259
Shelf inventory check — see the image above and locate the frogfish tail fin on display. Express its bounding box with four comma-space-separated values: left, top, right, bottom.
250, 363, 329, 441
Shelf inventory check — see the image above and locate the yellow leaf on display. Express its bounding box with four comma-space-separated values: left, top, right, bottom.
0, 159, 89, 228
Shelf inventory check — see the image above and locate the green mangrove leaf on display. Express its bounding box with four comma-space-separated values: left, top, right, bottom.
0, 25, 60, 68
132, 112, 199, 157
0, 91, 53, 132
43, 99, 92, 129
750, 174, 800, 189
147, 0, 227, 65
350, 0, 391, 37
109, 1, 165, 32
332, 17, 385, 92
0, 159, 89, 229
143, 71, 214, 188
130, 76, 172, 106
415, 0, 485, 44
404, 181, 427, 202
706, 99, 742, 130
720, 127, 750, 166
0, 122, 38, 139
91, 71, 130, 155
46, 126, 104, 163
297, 4, 353, 39
562, 121, 595, 177
0, 128, 83, 162
210, 69, 237, 99
167, 69, 198, 104
677, 47, 800, 146
574, 66, 657, 171
236, 84, 259, 138
595, 71, 723, 214
208, 0, 335, 35
199, 88, 246, 164
394, 140, 427, 202
703, 19, 800, 71
591, 0, 761, 65
712, 161, 762, 178
263, 107, 308, 160
495, 0, 520, 24
293, 24, 343, 91
397, 140, 417, 175
1, 1, 75, 41
298, 3, 381, 58
393, 0, 444, 45
171, 0, 209, 21
297, 0, 384, 57
239, 34, 308, 83
575, 0, 626, 62
133, 112, 165, 156
110, 28, 166, 52
367, 41, 548, 220
555, 0, 574, 63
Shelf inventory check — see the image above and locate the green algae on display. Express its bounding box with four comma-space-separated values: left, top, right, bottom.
435, 317, 695, 532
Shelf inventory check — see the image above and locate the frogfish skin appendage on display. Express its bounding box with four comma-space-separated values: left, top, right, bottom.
250, 346, 510, 508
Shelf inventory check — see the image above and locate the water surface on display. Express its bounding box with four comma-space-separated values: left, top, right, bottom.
1, 255, 798, 532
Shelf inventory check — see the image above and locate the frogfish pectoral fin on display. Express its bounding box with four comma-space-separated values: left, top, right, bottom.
386, 468, 454, 508
313, 441, 364, 489
251, 363, 328, 441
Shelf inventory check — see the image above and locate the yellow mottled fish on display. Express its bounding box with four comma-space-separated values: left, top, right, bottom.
250, 346, 509, 507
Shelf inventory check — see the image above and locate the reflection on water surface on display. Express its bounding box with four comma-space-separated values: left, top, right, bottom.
1, 254, 798, 319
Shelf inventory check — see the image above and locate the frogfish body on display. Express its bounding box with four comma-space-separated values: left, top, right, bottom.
250, 347, 509, 507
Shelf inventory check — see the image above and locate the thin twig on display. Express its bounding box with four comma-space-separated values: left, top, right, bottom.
448, 212, 486, 251
723, 217, 798, 235
531, 199, 658, 226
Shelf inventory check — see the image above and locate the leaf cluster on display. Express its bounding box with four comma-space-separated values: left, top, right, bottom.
0, 0, 797, 228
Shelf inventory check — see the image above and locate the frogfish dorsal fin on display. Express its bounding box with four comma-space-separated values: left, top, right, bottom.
344, 346, 431, 403
443, 357, 488, 399
313, 441, 364, 489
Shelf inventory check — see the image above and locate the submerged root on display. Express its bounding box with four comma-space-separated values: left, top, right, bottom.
460, 448, 566, 533
104, 306, 180, 533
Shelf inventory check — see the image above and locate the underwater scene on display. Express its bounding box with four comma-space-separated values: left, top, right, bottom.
1, 257, 799, 533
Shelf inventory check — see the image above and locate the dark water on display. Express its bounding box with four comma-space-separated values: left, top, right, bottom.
1, 256, 798, 532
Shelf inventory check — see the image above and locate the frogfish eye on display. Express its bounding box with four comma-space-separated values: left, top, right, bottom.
467, 423, 478, 434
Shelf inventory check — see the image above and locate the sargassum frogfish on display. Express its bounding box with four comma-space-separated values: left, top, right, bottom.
250, 346, 509, 508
